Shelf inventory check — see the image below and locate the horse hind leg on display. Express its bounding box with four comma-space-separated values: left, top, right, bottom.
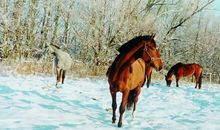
110, 90, 117, 123
118, 90, 129, 127
199, 72, 202, 89
59, 69, 63, 83
62, 70, 66, 84
194, 72, 201, 89
194, 75, 198, 89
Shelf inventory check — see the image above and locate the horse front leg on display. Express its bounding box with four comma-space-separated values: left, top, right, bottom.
56, 69, 62, 86
195, 82, 198, 89
110, 91, 117, 123
55, 68, 60, 86
118, 90, 129, 127
146, 72, 152, 88
195, 75, 199, 89
176, 78, 179, 87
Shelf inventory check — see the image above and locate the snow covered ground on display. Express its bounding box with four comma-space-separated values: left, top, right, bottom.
0, 75, 220, 130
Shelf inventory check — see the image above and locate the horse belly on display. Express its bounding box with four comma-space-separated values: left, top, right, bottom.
182, 67, 194, 77
127, 59, 146, 89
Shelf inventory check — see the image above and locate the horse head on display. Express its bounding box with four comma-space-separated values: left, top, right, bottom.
43, 43, 60, 56
165, 75, 172, 87
142, 34, 163, 71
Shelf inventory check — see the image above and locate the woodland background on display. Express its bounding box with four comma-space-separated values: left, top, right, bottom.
0, 0, 219, 83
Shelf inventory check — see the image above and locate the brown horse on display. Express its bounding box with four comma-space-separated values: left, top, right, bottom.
106, 35, 163, 127
165, 62, 203, 89
116, 46, 154, 89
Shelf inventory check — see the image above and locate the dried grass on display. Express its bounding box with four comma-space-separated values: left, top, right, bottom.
0, 59, 108, 77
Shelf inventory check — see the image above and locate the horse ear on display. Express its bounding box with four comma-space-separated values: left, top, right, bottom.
151, 33, 156, 40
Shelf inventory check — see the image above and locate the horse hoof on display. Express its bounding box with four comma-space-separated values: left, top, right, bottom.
118, 122, 122, 127
132, 114, 135, 119
112, 117, 116, 123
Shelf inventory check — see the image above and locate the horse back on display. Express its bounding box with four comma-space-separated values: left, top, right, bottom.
194, 63, 203, 74
56, 50, 72, 70
178, 63, 202, 77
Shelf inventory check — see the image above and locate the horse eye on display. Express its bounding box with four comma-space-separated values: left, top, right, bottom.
148, 46, 154, 50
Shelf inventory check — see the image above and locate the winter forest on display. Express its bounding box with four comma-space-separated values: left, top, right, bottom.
0, 0, 219, 82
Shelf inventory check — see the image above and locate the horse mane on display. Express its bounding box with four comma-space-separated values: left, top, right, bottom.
118, 35, 155, 54
107, 35, 154, 80
50, 44, 60, 49
106, 53, 122, 76
167, 62, 183, 77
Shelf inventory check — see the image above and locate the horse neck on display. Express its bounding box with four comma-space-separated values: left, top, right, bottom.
120, 49, 146, 70
50, 45, 61, 55
115, 43, 143, 70
167, 67, 175, 79
112, 48, 148, 81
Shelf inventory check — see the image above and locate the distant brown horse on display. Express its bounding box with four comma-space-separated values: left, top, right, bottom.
107, 34, 163, 127
165, 62, 202, 89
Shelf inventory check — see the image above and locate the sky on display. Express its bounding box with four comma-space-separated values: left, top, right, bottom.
209, 0, 220, 16
212, 0, 220, 8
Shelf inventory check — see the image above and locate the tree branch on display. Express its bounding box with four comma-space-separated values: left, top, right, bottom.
166, 0, 215, 36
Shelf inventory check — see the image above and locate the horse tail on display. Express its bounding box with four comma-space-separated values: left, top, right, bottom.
199, 71, 202, 89
127, 90, 135, 110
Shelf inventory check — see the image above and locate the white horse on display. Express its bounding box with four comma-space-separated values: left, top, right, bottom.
46, 44, 72, 86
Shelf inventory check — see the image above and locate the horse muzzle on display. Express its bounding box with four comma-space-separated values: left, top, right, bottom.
158, 66, 162, 71
155, 66, 162, 71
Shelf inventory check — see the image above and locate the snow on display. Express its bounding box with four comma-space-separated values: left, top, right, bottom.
0, 75, 220, 129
